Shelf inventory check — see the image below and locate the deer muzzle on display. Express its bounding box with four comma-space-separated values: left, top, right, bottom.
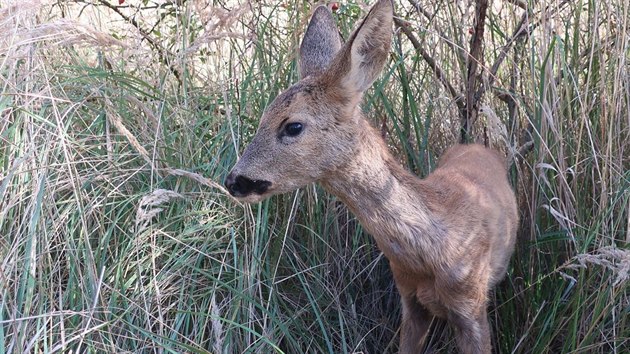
224, 172, 272, 198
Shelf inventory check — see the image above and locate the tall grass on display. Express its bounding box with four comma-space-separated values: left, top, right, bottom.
1, 0, 628, 353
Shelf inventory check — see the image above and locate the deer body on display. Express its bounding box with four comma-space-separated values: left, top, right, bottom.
322, 118, 517, 353
225, 1, 518, 353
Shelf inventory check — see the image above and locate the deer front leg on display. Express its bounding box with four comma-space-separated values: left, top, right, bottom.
447, 305, 491, 354
399, 294, 433, 354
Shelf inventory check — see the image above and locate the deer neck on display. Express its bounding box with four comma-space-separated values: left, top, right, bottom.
321, 120, 444, 270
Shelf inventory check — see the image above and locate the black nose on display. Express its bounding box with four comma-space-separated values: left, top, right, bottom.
225, 173, 271, 197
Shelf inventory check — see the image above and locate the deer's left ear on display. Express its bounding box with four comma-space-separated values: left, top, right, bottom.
325, 0, 393, 95
299, 6, 343, 79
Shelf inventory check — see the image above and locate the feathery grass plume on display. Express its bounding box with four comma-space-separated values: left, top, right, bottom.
567, 247, 630, 287
135, 189, 184, 232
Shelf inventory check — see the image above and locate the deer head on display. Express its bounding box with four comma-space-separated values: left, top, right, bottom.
225, 0, 393, 202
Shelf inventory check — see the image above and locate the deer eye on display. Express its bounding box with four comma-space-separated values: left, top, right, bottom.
284, 122, 303, 137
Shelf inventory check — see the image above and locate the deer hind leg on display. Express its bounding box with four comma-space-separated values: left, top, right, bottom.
399, 294, 433, 354
447, 305, 491, 354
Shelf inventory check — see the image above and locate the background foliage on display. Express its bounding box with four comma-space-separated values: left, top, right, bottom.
1, 0, 628, 353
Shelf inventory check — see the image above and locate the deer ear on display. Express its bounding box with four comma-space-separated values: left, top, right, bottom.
326, 0, 393, 95
299, 5, 343, 79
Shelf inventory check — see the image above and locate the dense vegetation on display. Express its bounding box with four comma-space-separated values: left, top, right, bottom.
1, 0, 628, 353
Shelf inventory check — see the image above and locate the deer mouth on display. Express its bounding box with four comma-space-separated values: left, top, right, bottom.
225, 173, 272, 201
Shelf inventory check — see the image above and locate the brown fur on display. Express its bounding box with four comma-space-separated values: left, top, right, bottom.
225, 1, 518, 353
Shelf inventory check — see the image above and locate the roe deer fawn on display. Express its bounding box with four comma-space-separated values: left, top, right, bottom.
225, 1, 518, 352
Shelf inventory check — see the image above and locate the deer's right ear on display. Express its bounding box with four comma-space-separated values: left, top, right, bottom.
299, 6, 342, 79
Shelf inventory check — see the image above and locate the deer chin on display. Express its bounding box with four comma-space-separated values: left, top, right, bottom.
231, 183, 302, 204
231, 183, 279, 203
233, 192, 272, 204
